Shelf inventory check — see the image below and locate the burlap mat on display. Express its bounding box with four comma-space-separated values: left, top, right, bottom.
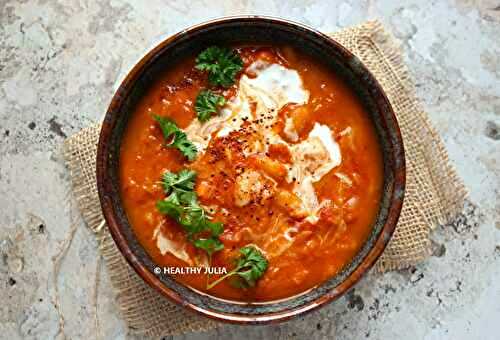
63, 20, 467, 337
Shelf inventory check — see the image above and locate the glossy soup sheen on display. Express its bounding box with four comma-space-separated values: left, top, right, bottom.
120, 46, 383, 301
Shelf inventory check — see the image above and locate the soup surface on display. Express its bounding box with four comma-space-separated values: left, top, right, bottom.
120, 46, 383, 301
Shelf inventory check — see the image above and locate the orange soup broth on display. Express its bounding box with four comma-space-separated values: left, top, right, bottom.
119, 46, 383, 301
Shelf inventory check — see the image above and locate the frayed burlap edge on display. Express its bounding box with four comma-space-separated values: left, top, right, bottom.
63, 20, 467, 337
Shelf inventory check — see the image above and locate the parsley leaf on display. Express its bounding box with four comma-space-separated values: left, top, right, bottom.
156, 190, 218, 236
195, 46, 243, 87
202, 220, 224, 237
193, 237, 224, 256
206, 245, 268, 289
153, 115, 197, 161
178, 203, 207, 234
233, 246, 268, 287
157, 169, 224, 256
162, 169, 196, 193
195, 90, 226, 122
172, 136, 198, 162
156, 195, 183, 219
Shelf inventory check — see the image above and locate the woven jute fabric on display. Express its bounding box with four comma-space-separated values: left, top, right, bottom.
63, 20, 467, 337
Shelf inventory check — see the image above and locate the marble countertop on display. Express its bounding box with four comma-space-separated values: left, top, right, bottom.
1, 1, 499, 339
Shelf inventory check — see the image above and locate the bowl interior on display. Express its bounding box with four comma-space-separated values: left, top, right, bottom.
98, 17, 405, 323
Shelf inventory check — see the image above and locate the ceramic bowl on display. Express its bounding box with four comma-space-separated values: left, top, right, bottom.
96, 16, 405, 324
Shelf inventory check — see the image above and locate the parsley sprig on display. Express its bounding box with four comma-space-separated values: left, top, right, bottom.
162, 169, 196, 192
195, 46, 243, 88
157, 171, 269, 288
207, 245, 268, 289
195, 90, 226, 122
193, 238, 224, 257
153, 115, 197, 161
156, 169, 224, 256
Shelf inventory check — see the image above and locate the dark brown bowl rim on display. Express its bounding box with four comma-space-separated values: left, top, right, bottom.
96, 16, 405, 324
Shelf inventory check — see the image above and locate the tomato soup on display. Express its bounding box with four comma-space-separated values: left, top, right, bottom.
119, 46, 383, 301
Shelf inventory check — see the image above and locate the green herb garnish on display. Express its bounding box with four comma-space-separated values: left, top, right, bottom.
193, 237, 224, 257
153, 115, 197, 161
161, 169, 196, 195
195, 90, 226, 122
207, 245, 268, 289
195, 46, 243, 87
156, 169, 224, 256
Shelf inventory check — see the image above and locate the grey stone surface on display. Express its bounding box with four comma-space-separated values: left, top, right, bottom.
0, 0, 499, 339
